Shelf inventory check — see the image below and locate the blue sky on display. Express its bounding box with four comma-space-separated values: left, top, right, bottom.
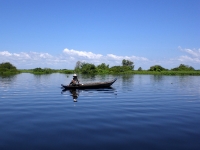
0, 0, 200, 69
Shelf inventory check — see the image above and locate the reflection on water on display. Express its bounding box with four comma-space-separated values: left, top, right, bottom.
1, 73, 200, 150
70, 89, 79, 102
152, 75, 164, 82
121, 74, 134, 87
61, 89, 79, 102
0, 74, 17, 82
61, 87, 116, 102
0, 74, 18, 88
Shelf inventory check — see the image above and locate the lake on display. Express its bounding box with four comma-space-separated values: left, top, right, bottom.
0, 73, 200, 150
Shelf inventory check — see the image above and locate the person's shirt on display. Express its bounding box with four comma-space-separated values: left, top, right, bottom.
69, 78, 79, 85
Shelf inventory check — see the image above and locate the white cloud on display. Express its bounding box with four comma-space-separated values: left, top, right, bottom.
1, 47, 200, 69
21, 52, 31, 59
106, 54, 122, 60
62, 48, 149, 69
0, 51, 59, 69
0, 51, 12, 56
0, 49, 150, 69
106, 54, 148, 61
179, 46, 200, 56
13, 53, 20, 57
63, 48, 103, 59
178, 47, 200, 63
178, 55, 194, 61
39, 53, 52, 59
184, 49, 199, 57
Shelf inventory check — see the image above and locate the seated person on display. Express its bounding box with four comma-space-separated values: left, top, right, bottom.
69, 74, 80, 86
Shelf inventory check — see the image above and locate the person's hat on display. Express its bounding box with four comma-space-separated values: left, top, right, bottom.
73, 74, 77, 77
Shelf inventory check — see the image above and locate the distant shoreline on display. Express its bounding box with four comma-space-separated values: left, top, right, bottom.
1, 62, 200, 76
2, 70, 199, 76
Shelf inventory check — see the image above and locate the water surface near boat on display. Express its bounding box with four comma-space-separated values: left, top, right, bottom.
0, 73, 200, 150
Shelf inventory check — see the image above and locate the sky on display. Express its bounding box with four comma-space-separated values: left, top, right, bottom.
0, 0, 200, 70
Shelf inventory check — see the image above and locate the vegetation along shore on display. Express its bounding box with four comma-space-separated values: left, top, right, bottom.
1, 60, 200, 76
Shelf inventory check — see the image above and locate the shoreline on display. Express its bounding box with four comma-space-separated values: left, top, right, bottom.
2, 70, 200, 76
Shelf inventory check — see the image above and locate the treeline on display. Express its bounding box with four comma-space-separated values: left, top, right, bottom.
1, 61, 200, 76
21, 68, 74, 74
30, 68, 73, 74
74, 59, 198, 74
0, 62, 74, 75
148, 64, 195, 72
74, 59, 134, 74
137, 64, 198, 75
0, 62, 20, 75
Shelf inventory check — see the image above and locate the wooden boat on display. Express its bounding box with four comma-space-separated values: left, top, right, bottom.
61, 78, 117, 89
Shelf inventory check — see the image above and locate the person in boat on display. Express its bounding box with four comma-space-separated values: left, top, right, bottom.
69, 74, 80, 86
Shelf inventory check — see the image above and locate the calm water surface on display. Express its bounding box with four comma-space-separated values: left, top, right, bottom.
0, 73, 200, 150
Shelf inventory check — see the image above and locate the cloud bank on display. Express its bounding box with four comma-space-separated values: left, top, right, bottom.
0, 47, 200, 69
63, 48, 102, 59
178, 46, 200, 63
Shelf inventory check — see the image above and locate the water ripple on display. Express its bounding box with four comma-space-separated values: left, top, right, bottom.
1, 74, 200, 150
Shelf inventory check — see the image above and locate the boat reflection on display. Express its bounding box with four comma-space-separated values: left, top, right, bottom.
61, 89, 79, 102
61, 87, 116, 102
70, 89, 79, 102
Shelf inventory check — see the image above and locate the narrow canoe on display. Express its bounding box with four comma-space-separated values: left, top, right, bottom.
61, 78, 117, 89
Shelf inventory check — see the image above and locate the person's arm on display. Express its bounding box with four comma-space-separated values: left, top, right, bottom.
69, 80, 73, 85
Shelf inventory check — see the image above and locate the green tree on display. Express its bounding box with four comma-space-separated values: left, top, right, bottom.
0, 62, 18, 75
109, 66, 132, 73
122, 59, 134, 70
74, 61, 82, 73
79, 62, 97, 74
97, 63, 109, 70
33, 67, 43, 72
0, 62, 16, 70
171, 64, 195, 71
138, 67, 142, 71
32, 67, 55, 74
149, 65, 167, 72
97, 63, 109, 74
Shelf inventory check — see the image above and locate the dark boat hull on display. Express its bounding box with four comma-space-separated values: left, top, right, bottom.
61, 78, 117, 89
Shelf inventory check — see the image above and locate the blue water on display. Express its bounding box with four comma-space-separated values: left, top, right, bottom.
0, 73, 200, 150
